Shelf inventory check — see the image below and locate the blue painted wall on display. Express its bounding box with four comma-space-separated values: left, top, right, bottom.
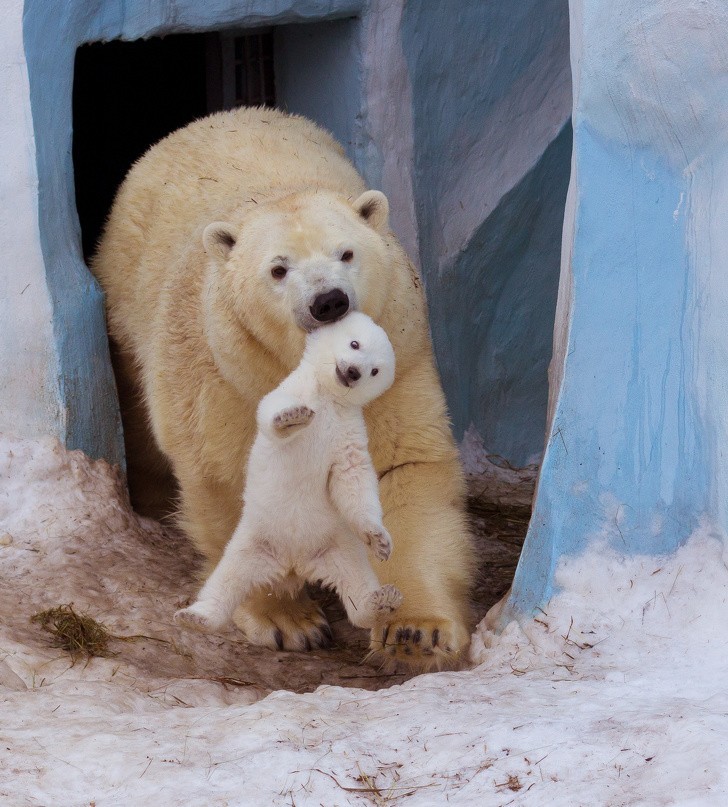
400, 0, 572, 467
435, 124, 572, 466
502, 0, 728, 621
24, 0, 725, 629
275, 19, 365, 173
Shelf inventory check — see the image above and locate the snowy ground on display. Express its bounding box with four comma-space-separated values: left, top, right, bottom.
1, 436, 728, 805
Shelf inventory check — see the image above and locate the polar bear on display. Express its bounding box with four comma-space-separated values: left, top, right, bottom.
175, 312, 403, 636
93, 107, 474, 671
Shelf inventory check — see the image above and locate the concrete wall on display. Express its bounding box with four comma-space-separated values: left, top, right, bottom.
13, 0, 726, 627
401, 0, 572, 467
502, 0, 728, 621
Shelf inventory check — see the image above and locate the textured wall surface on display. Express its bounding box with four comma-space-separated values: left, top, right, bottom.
401, 0, 572, 467
0, 0, 61, 442
13, 0, 726, 626
503, 0, 728, 621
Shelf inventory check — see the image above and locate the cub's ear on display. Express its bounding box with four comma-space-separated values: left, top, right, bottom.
203, 222, 237, 262
353, 190, 389, 235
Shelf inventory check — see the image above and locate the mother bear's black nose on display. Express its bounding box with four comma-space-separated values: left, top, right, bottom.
310, 289, 350, 322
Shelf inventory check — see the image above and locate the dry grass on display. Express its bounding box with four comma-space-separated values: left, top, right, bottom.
30, 603, 171, 665
31, 604, 117, 663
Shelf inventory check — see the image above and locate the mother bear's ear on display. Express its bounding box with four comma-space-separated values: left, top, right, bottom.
203, 222, 237, 262
353, 191, 389, 236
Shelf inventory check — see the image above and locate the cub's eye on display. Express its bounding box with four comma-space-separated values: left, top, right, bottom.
341, 250, 354, 263
371, 368, 379, 376
350, 341, 360, 350
271, 266, 287, 280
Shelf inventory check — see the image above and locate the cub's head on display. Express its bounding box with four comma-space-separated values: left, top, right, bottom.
202, 190, 391, 358
304, 311, 395, 407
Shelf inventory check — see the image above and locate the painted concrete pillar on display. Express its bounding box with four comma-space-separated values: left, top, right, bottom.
502, 0, 728, 621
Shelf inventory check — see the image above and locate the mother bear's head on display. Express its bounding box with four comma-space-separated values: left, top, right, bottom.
201, 190, 392, 349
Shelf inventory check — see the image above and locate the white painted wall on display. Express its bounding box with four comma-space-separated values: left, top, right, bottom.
0, 0, 62, 441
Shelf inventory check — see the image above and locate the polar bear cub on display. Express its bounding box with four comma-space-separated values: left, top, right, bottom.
175, 312, 402, 634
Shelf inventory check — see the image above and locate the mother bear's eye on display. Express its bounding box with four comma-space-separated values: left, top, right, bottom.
271, 265, 287, 280
341, 250, 354, 263
371, 368, 379, 376
350, 341, 360, 350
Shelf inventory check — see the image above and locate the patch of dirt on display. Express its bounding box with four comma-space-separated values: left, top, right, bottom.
468, 499, 530, 624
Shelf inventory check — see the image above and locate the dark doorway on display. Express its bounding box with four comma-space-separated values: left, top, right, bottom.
73, 31, 276, 260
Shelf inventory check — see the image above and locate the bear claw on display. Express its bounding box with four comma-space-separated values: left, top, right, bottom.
174, 606, 220, 633
369, 617, 470, 673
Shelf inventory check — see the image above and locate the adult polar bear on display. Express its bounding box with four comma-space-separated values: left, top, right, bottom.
93, 107, 474, 670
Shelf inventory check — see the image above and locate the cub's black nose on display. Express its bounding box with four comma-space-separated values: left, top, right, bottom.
346, 366, 361, 382
310, 289, 350, 323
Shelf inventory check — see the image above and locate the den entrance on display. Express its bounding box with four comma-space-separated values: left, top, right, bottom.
73, 30, 532, 692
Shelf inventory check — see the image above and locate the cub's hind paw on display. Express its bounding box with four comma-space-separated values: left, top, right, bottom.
369, 584, 403, 614
364, 527, 393, 561
174, 604, 224, 634
352, 585, 403, 630
273, 405, 315, 435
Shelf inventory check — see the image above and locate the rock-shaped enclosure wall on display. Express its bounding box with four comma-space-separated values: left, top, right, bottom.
402, 1, 572, 468
503, 0, 728, 620
14, 0, 727, 624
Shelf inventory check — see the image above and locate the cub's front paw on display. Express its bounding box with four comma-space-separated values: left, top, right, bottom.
362, 526, 393, 561
174, 602, 225, 633
272, 405, 315, 436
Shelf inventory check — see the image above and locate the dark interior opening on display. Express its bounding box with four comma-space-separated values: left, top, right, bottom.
73, 31, 275, 260
72, 30, 278, 520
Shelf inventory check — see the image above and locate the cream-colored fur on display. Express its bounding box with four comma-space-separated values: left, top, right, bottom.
93, 107, 474, 670
175, 313, 402, 635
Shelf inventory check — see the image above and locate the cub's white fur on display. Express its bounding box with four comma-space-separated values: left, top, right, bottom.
175, 313, 402, 633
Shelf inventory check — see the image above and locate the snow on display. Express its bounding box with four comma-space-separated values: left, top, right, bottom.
2, 435, 728, 805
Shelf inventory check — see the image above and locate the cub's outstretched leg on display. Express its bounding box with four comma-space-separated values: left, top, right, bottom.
175, 522, 282, 633
175, 473, 331, 649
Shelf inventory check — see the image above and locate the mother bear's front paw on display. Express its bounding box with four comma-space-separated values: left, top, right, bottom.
234, 587, 333, 652
368, 616, 471, 672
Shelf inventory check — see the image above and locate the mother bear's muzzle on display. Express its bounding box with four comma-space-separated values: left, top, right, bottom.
309, 288, 350, 323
